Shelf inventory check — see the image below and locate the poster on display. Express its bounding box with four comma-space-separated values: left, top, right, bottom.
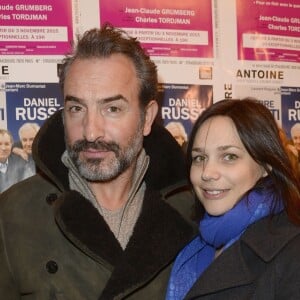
99, 0, 213, 58
0, 0, 299, 189
0, 0, 73, 55
236, 0, 300, 63
281, 86, 300, 139
158, 83, 213, 136
4, 82, 63, 141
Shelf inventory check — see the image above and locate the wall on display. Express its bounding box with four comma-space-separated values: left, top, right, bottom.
1, 0, 299, 142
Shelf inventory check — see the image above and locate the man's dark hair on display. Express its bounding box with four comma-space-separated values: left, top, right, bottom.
59, 23, 158, 108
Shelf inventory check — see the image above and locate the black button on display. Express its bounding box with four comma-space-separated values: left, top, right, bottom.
46, 260, 58, 274
46, 193, 58, 205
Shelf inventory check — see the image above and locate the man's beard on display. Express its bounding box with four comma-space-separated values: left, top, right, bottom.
66, 126, 144, 182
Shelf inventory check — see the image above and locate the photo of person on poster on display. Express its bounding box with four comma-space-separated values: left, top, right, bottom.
0, 129, 28, 193
165, 121, 188, 149
289, 123, 300, 171
13, 122, 40, 178
291, 123, 300, 155
278, 127, 299, 175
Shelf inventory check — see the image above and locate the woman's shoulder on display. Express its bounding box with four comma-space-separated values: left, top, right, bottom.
241, 212, 300, 261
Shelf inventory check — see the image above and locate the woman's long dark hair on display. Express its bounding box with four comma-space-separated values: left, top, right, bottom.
187, 98, 300, 225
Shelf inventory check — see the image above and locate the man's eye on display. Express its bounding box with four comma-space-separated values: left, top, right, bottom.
68, 105, 82, 113
101, 103, 128, 118
107, 106, 121, 113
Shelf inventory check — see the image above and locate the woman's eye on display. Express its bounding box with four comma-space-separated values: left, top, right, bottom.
224, 153, 238, 161
192, 155, 206, 163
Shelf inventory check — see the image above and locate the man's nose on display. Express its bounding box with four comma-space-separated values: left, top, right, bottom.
83, 111, 105, 142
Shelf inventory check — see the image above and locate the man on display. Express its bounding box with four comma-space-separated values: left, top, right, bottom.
13, 122, 40, 177
0, 24, 197, 299
0, 129, 28, 193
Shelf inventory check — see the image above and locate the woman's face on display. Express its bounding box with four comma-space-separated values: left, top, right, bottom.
190, 116, 267, 216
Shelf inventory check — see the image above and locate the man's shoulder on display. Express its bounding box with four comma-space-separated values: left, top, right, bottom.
0, 173, 58, 213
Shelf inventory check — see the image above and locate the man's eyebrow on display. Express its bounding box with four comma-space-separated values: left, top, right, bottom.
64, 94, 128, 103
64, 95, 81, 103
101, 94, 128, 103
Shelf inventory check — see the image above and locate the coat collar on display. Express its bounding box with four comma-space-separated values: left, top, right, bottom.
33, 107, 196, 298
185, 212, 300, 298
54, 187, 197, 299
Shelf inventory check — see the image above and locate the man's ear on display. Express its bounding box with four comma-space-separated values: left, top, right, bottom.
143, 100, 158, 136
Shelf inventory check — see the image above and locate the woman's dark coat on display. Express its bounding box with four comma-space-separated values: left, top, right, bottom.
184, 212, 300, 299
0, 110, 197, 299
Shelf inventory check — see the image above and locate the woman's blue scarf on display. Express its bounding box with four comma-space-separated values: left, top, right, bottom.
165, 187, 284, 300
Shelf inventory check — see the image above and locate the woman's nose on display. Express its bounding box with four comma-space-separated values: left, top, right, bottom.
201, 160, 220, 181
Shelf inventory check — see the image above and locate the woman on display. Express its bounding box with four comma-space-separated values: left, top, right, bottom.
166, 98, 300, 299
